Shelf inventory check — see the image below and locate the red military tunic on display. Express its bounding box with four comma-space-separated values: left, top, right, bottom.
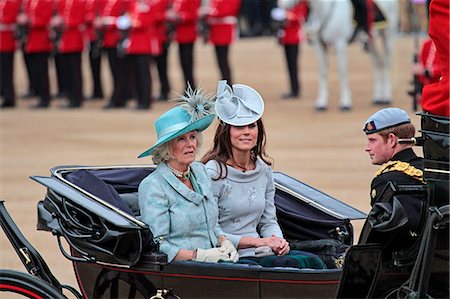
0, 0, 21, 52
171, 0, 200, 44
56, 0, 87, 53
417, 38, 441, 86
154, 0, 169, 46
86, 0, 107, 43
126, 0, 164, 55
206, 0, 240, 46
102, 0, 130, 49
23, 0, 53, 53
279, 1, 308, 45
421, 0, 449, 116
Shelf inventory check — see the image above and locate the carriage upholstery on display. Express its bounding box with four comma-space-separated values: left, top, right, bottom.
65, 169, 135, 215
65, 169, 143, 218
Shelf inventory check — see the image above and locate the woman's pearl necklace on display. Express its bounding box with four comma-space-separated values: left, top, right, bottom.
166, 163, 190, 181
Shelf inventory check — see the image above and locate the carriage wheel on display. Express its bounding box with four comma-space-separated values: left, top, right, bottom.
0, 269, 66, 299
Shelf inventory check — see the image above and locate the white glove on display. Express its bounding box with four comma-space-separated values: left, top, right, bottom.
194, 247, 232, 263
219, 239, 239, 263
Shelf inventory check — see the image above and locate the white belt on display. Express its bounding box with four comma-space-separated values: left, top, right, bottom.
102, 16, 117, 26
208, 16, 237, 26
0, 24, 16, 31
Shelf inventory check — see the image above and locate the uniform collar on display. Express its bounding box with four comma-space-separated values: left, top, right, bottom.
391, 148, 417, 163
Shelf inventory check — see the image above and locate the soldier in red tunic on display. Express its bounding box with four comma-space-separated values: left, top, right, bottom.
275, 0, 308, 99
122, 0, 165, 109
0, 0, 21, 108
52, 0, 87, 108
166, 0, 200, 91
86, 0, 107, 100
153, 0, 171, 101
101, 0, 132, 108
421, 0, 449, 116
202, 0, 241, 84
19, 0, 53, 108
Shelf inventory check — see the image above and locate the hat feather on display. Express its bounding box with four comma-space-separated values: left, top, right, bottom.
173, 83, 216, 123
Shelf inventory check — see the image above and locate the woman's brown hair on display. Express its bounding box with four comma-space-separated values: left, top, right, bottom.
201, 119, 273, 179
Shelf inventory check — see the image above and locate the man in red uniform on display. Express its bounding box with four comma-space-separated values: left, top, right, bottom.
167, 0, 200, 91
153, 0, 171, 101
275, 0, 308, 99
421, 0, 449, 116
0, 0, 21, 108
101, 0, 132, 108
86, 0, 107, 100
19, 0, 53, 108
202, 0, 241, 85
123, 0, 164, 109
52, 0, 87, 108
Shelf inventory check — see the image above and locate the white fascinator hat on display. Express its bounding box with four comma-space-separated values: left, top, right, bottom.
215, 80, 265, 126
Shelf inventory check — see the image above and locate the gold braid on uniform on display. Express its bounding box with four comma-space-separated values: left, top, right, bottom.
375, 161, 424, 182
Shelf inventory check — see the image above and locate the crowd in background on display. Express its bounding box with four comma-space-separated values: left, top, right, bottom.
0, 0, 430, 110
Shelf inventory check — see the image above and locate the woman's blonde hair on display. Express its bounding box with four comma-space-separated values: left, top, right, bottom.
151, 131, 204, 164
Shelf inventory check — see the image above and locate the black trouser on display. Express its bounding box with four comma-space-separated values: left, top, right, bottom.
154, 42, 170, 96
0, 52, 15, 104
22, 48, 35, 95
106, 47, 129, 107
284, 44, 299, 95
89, 41, 103, 98
61, 52, 83, 107
28, 52, 50, 105
129, 54, 151, 108
214, 45, 232, 84
54, 53, 66, 96
179, 42, 195, 89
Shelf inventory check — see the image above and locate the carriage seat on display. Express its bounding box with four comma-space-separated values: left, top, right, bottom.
119, 192, 140, 217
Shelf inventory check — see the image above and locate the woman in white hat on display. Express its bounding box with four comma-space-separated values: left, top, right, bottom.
202, 81, 326, 268
138, 86, 238, 263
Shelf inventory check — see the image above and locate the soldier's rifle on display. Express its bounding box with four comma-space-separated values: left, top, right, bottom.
49, 6, 63, 57
91, 11, 104, 58
14, 2, 29, 49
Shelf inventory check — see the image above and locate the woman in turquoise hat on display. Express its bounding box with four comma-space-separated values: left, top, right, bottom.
202, 81, 326, 269
138, 86, 238, 263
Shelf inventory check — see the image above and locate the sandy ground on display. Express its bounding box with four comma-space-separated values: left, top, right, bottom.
0, 34, 424, 296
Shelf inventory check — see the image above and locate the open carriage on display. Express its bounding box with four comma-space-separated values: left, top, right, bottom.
2, 113, 448, 298
1, 164, 365, 298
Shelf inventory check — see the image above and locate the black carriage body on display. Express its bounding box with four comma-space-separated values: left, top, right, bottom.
34, 165, 365, 298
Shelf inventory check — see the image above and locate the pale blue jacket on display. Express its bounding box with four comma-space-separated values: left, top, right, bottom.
138, 161, 224, 262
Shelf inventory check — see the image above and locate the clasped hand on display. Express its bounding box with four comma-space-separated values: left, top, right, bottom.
194, 240, 239, 263
261, 235, 290, 256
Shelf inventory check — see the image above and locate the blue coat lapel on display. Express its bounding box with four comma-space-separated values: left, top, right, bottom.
161, 163, 203, 206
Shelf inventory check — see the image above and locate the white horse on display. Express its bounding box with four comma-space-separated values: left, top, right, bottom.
306, 0, 399, 111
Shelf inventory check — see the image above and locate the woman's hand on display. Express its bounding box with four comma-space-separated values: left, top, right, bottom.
238, 236, 290, 255
219, 239, 239, 262
260, 235, 290, 256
